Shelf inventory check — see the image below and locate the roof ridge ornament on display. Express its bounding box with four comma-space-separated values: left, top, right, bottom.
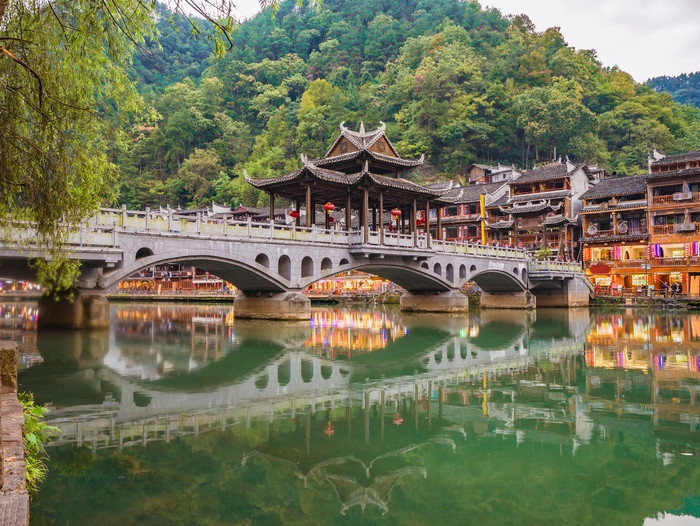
378, 121, 386, 133
359, 121, 365, 134
300, 154, 316, 168
339, 121, 347, 133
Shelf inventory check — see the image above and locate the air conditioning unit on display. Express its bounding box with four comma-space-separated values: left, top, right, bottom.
672, 192, 692, 201
673, 222, 696, 233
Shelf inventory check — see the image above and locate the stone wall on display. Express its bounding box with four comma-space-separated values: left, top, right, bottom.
0, 342, 29, 526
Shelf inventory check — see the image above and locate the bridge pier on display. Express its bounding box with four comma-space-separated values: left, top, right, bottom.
234, 291, 311, 320
480, 291, 535, 309
531, 278, 591, 308
38, 292, 111, 330
399, 291, 469, 313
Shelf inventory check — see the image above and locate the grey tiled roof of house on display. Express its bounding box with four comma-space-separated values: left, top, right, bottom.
646, 166, 700, 180
513, 163, 569, 183
650, 150, 700, 166
579, 174, 648, 199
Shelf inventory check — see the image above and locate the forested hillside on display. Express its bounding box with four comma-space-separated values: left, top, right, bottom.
648, 72, 700, 110
115, 0, 700, 210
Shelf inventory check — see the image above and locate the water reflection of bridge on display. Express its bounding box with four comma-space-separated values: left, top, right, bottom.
29, 310, 590, 450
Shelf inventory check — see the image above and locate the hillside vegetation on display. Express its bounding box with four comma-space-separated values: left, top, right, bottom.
115, 0, 700, 210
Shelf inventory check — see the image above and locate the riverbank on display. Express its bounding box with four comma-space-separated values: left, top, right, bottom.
0, 342, 29, 526
591, 294, 700, 309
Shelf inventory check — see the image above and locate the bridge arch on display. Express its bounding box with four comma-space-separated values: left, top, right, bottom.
278, 255, 291, 281
102, 254, 291, 293
299, 260, 458, 293
433, 263, 442, 276
135, 247, 153, 260
469, 269, 527, 293
301, 256, 313, 278
255, 253, 269, 268
446, 264, 454, 283
321, 257, 332, 271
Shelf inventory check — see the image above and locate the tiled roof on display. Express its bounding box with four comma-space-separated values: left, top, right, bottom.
513, 162, 569, 183
487, 194, 510, 208
508, 189, 570, 203
440, 182, 505, 203
500, 202, 560, 215
650, 149, 700, 166
367, 172, 443, 196
581, 201, 647, 213
582, 233, 649, 244
542, 215, 569, 226
646, 166, 700, 180
579, 174, 648, 199
244, 166, 362, 189
487, 220, 514, 229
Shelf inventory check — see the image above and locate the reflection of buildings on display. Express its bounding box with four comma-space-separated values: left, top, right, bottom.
305, 309, 406, 356
0, 302, 41, 368
584, 311, 700, 442
110, 305, 232, 379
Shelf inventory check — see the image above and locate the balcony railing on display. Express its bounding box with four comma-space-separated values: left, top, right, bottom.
583, 227, 647, 238
650, 224, 699, 235
650, 191, 699, 206
586, 257, 700, 270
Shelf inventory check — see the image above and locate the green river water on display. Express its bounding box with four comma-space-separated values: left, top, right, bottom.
2, 302, 698, 525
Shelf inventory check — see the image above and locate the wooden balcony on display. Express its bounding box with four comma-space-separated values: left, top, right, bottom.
649, 191, 699, 206
650, 223, 699, 235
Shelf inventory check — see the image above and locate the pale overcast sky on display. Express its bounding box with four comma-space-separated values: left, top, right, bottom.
231, 0, 700, 82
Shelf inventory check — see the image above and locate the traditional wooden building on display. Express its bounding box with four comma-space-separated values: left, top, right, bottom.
465, 163, 521, 185
579, 174, 649, 292
245, 122, 449, 244
424, 181, 509, 243
647, 150, 700, 295
484, 159, 603, 256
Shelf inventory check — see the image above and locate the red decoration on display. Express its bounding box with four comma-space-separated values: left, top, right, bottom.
289, 209, 300, 218
416, 218, 425, 226
589, 264, 611, 274
324, 421, 335, 437
323, 202, 335, 213
328, 217, 334, 223
391, 208, 402, 218
392, 413, 403, 426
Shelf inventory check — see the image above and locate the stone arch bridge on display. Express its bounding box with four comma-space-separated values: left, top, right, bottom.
0, 207, 591, 327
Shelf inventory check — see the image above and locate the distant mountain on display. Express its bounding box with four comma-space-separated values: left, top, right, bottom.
648, 72, 700, 109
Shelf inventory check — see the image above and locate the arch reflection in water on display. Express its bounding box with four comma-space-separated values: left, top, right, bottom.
10, 303, 700, 523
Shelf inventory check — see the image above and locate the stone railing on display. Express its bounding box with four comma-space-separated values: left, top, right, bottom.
94, 207, 532, 262
0, 341, 29, 525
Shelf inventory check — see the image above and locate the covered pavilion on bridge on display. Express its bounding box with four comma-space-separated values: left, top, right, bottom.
244, 122, 456, 245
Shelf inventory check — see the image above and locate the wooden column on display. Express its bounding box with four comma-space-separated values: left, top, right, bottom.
412, 198, 418, 247
379, 192, 384, 245
425, 200, 431, 248
362, 187, 369, 243
346, 192, 352, 232
436, 207, 442, 240
269, 193, 275, 224
295, 199, 301, 226
305, 185, 312, 228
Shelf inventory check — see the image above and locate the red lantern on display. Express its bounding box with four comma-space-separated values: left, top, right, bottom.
390, 208, 402, 218
323, 202, 335, 214
289, 209, 300, 218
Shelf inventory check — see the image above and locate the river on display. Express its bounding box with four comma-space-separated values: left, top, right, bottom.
2, 302, 698, 525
